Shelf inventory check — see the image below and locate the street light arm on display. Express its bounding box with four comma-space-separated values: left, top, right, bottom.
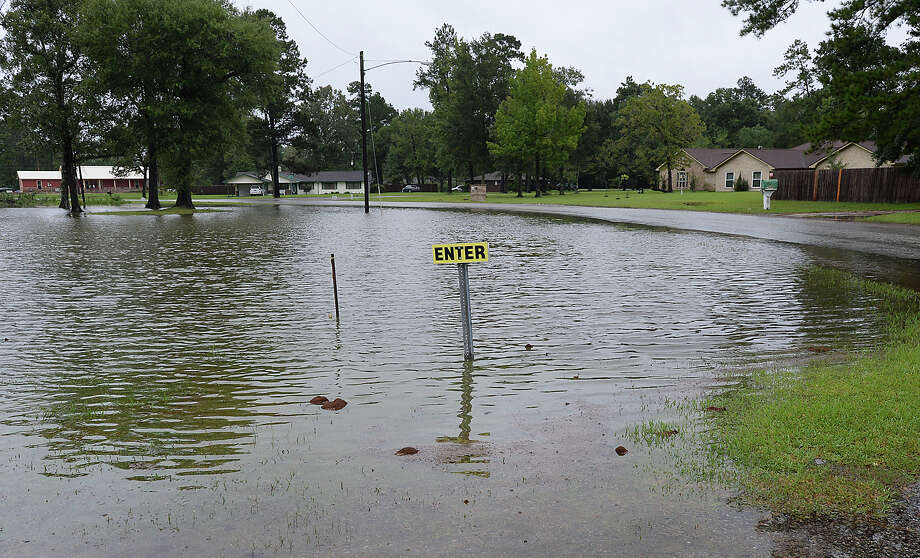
365, 60, 431, 72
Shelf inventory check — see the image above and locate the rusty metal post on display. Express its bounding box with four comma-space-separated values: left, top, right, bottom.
331, 253, 340, 321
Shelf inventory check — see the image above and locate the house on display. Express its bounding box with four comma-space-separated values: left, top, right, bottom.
657, 141, 902, 191
16, 166, 145, 193
471, 172, 509, 192
225, 169, 366, 196
224, 171, 270, 196
16, 171, 61, 192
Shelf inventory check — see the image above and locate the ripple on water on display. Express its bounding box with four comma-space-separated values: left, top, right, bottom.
0, 205, 897, 481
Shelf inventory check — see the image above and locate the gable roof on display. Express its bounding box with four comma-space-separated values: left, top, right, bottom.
17, 170, 61, 180
661, 141, 887, 172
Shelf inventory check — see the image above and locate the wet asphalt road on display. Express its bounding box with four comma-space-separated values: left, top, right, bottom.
234, 197, 920, 262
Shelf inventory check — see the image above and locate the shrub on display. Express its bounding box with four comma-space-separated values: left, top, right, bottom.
734, 176, 750, 191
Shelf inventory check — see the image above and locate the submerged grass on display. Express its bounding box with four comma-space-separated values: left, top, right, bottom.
706, 267, 920, 517
94, 207, 226, 216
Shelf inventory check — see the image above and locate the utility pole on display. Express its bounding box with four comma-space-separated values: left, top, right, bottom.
359, 51, 370, 214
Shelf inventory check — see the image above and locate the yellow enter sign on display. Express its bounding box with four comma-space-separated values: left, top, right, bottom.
432, 242, 489, 264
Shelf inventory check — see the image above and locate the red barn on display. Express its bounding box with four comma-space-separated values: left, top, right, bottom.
17, 166, 146, 193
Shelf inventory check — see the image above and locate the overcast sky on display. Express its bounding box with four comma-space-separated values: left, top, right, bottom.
239, 0, 839, 109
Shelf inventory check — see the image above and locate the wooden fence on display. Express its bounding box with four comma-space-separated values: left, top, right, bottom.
772, 167, 920, 203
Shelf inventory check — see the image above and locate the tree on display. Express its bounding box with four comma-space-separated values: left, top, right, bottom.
615, 84, 704, 192
489, 49, 586, 198
347, 81, 396, 184
736, 125, 774, 148
415, 24, 460, 192
1, 0, 92, 215
690, 76, 769, 147
723, 0, 920, 168
250, 9, 310, 199
283, 85, 358, 172
416, 25, 523, 191
384, 109, 437, 186
80, 0, 279, 209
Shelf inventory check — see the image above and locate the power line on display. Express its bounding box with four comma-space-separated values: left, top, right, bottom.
313, 55, 357, 80
285, 0, 355, 56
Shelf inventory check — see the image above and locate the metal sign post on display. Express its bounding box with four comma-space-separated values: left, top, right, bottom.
457, 263, 474, 360
432, 242, 489, 362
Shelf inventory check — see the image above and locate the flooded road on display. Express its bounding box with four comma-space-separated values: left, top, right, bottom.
0, 205, 917, 556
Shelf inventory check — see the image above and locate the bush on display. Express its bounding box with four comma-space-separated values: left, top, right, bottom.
734, 176, 750, 191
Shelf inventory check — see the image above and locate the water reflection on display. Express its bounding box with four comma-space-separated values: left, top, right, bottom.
0, 205, 906, 483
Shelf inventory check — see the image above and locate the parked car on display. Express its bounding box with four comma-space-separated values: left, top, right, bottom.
401, 184, 421, 193
0, 187, 13, 193
249, 186, 265, 196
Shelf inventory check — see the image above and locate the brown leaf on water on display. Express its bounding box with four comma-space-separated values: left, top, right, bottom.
321, 398, 347, 410
807, 346, 832, 353
660, 429, 679, 437
615, 446, 628, 456
309, 396, 329, 405
395, 447, 419, 456
525, 344, 533, 351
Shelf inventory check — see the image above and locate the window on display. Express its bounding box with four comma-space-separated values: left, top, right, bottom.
322, 183, 337, 190
677, 171, 687, 189
752, 171, 762, 189
36, 179, 42, 189
345, 182, 362, 190
725, 172, 734, 189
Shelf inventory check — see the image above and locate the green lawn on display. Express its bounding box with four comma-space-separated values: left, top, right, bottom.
863, 212, 920, 225
9, 189, 920, 217
706, 267, 920, 517
375, 189, 920, 215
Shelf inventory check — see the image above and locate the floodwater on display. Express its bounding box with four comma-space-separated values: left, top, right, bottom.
0, 205, 915, 557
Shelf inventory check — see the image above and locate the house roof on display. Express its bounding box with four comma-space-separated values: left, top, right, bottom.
17, 166, 144, 181
225, 171, 270, 184
301, 170, 365, 182
664, 141, 888, 172
473, 172, 503, 181
77, 166, 144, 180
17, 170, 61, 180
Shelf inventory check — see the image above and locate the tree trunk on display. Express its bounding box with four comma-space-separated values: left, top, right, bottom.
141, 163, 147, 199
173, 158, 194, 209
516, 172, 523, 198
271, 123, 281, 199
558, 166, 564, 195
500, 172, 507, 194
447, 170, 452, 195
146, 141, 161, 210
666, 159, 673, 193
534, 155, 541, 198
61, 142, 81, 216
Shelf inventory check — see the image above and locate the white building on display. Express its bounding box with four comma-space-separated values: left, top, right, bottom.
224, 170, 366, 197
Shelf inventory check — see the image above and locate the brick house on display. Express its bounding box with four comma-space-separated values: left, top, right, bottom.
657, 141, 904, 191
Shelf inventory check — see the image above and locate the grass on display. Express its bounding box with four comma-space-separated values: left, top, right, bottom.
372, 189, 920, 215
705, 267, 920, 517
94, 207, 226, 216
862, 212, 920, 225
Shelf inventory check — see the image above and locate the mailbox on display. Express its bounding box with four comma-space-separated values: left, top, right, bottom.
760, 178, 779, 209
